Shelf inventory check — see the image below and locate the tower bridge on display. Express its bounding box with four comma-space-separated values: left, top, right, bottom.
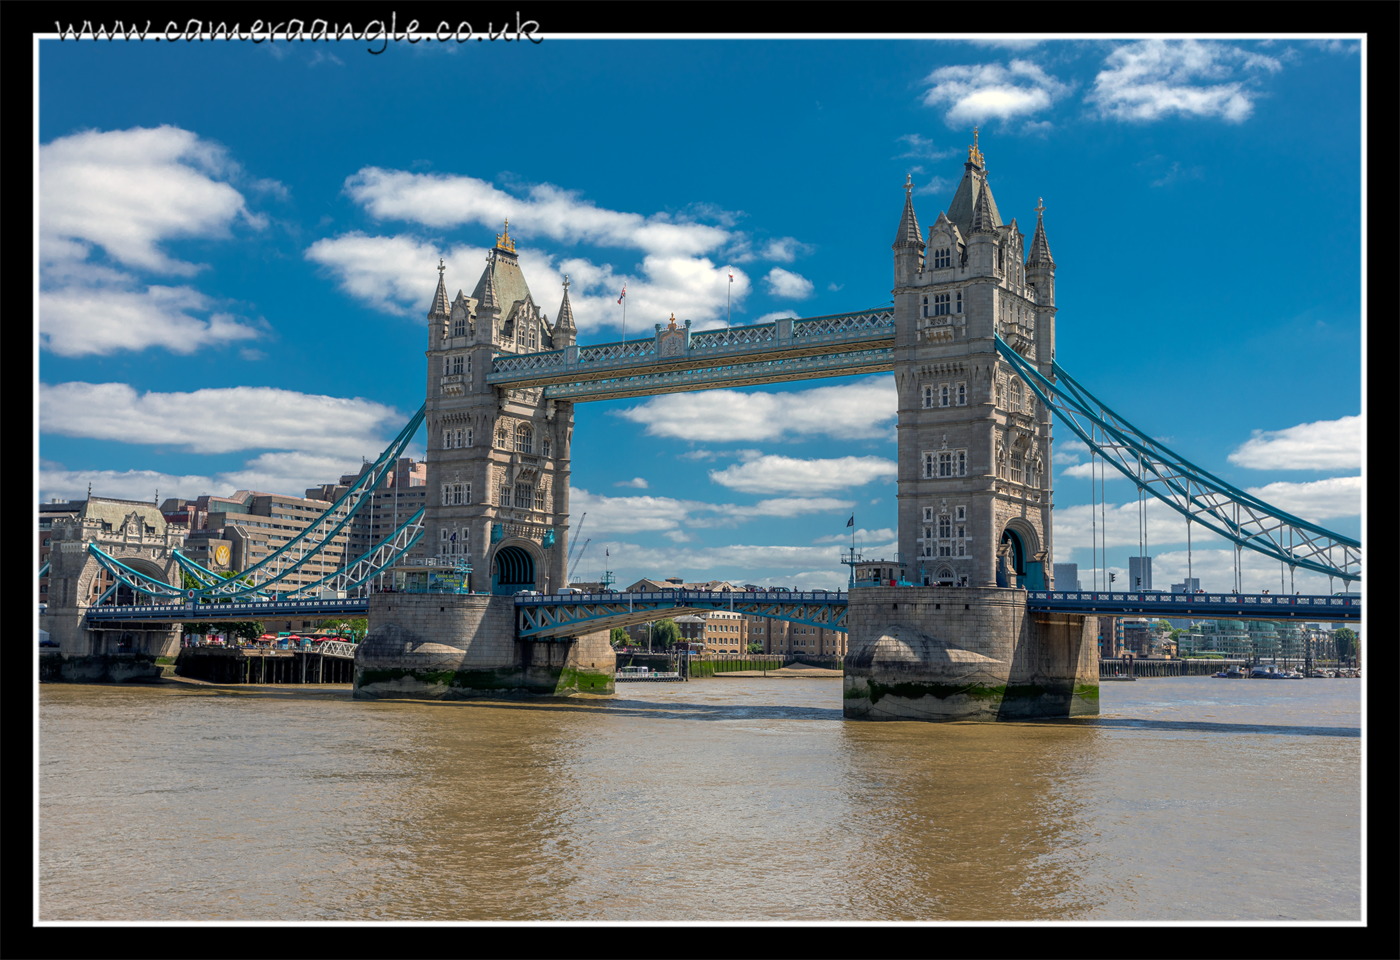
45, 132, 1361, 715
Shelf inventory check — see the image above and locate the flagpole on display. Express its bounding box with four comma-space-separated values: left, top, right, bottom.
727, 268, 733, 329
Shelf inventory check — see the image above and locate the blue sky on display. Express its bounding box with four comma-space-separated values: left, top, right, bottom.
36, 34, 1363, 593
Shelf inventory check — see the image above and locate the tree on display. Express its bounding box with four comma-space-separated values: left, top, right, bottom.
317, 617, 367, 641
1333, 627, 1358, 660
609, 627, 630, 648
651, 619, 681, 650
1154, 619, 1173, 634
746, 642, 763, 654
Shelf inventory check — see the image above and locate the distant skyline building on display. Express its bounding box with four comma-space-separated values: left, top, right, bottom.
1053, 562, 1081, 592
1171, 578, 1201, 594
1128, 556, 1152, 592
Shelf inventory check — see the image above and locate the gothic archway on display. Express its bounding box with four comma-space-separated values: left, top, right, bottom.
491, 544, 537, 595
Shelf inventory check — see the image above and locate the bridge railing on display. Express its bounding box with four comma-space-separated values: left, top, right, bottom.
1027, 591, 1356, 609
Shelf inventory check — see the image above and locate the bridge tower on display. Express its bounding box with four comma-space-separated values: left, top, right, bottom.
41, 497, 184, 681
893, 131, 1054, 589
844, 130, 1096, 721
422, 222, 573, 596
355, 224, 613, 700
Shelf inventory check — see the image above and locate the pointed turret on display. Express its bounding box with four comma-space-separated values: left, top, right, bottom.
554, 274, 577, 348
946, 127, 1002, 236
970, 180, 998, 235
476, 258, 500, 314
427, 259, 450, 319
892, 174, 925, 288
892, 174, 924, 250
1027, 198, 1054, 266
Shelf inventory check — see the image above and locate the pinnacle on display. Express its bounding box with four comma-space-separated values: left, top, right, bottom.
556, 275, 577, 331
893, 190, 924, 249
1028, 201, 1054, 265
970, 181, 998, 235
426, 260, 450, 318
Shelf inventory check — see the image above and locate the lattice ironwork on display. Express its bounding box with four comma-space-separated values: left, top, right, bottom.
994, 335, 1361, 582
515, 589, 849, 639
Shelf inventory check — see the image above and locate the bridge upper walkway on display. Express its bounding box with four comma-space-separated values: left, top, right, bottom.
485, 309, 894, 402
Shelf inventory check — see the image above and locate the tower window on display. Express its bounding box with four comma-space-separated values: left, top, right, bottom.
514, 483, 531, 509
956, 382, 967, 406
467, 428, 473, 447
542, 438, 551, 457
1010, 452, 1024, 484
933, 248, 951, 269
922, 385, 934, 409
496, 425, 508, 448
940, 384, 950, 407
922, 296, 928, 317
534, 485, 546, 511
515, 423, 533, 454
452, 316, 467, 338
442, 428, 451, 450
933, 292, 951, 316
956, 505, 966, 521
939, 515, 952, 538
923, 453, 935, 479
938, 452, 953, 477
498, 482, 510, 506
923, 507, 934, 522
956, 290, 962, 313
956, 450, 967, 476
451, 355, 465, 376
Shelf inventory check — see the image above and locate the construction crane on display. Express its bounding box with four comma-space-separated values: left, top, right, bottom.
568, 538, 592, 583
566, 512, 587, 569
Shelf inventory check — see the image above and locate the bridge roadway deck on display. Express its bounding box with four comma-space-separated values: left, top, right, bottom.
80, 590, 1358, 634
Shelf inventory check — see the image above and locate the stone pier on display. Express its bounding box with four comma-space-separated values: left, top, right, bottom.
353, 593, 615, 699
842, 586, 1098, 721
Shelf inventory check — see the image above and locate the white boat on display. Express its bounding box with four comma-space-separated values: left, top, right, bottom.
615, 665, 682, 682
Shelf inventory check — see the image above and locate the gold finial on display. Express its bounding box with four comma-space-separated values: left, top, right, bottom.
667, 313, 678, 329
495, 218, 515, 253
968, 126, 984, 167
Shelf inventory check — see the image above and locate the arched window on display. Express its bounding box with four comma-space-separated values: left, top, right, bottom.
515, 423, 533, 454
496, 425, 509, 448
466, 428, 473, 447
443, 428, 451, 449
542, 438, 551, 458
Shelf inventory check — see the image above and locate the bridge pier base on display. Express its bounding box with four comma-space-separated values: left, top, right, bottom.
843, 586, 1098, 721
354, 593, 614, 700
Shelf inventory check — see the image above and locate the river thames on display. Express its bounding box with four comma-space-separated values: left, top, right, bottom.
38, 676, 1361, 922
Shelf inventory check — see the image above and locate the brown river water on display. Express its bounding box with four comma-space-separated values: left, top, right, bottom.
38, 676, 1362, 922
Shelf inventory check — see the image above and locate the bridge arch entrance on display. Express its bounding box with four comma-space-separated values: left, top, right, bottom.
997, 519, 1041, 589
491, 542, 539, 595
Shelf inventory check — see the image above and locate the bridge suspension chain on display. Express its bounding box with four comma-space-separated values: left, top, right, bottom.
170, 403, 427, 600
993, 336, 1360, 583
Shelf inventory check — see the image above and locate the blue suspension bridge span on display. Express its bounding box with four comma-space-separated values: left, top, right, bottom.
76, 314, 1360, 635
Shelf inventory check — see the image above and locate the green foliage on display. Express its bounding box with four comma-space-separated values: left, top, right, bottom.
317, 617, 367, 640
1154, 619, 1173, 633
1333, 626, 1358, 658
609, 627, 630, 647
181, 620, 264, 642
651, 619, 681, 650
746, 642, 763, 654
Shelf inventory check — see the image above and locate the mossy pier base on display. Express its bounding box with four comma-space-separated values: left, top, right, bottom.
843, 586, 1098, 721
353, 593, 615, 700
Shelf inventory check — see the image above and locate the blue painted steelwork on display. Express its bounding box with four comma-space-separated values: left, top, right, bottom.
487, 309, 895, 402
1026, 590, 1359, 623
993, 336, 1361, 583
515, 589, 848, 639
39, 560, 50, 579
85, 597, 369, 623
169, 402, 428, 599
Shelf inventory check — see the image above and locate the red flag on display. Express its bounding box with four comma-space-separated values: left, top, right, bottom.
618, 284, 626, 304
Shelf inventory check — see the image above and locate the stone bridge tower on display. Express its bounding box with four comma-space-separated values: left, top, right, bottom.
423, 221, 574, 595
41, 497, 185, 678
892, 130, 1056, 590
844, 131, 1095, 722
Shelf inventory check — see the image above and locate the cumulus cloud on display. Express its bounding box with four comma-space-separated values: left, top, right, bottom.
40, 125, 261, 275
1069, 549, 1339, 597
569, 488, 853, 536
894, 134, 957, 160
344, 167, 729, 258
307, 231, 751, 332
1227, 415, 1361, 470
813, 527, 896, 545
760, 237, 813, 262
764, 267, 814, 300
922, 59, 1070, 126
40, 382, 403, 456
615, 477, 649, 489
38, 463, 218, 505
1088, 40, 1282, 123
582, 539, 859, 588
613, 376, 897, 442
708, 455, 897, 494
1243, 477, 1361, 522
39, 125, 269, 356
754, 310, 800, 323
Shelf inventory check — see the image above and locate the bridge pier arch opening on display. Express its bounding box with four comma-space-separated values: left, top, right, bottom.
490, 540, 542, 595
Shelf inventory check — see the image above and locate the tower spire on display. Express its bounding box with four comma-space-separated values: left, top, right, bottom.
1027, 197, 1055, 265
893, 173, 924, 249
427, 257, 450, 319
970, 178, 998, 235
477, 253, 500, 313
554, 273, 577, 347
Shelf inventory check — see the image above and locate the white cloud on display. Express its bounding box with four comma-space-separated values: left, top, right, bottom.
1227, 415, 1361, 470
344, 167, 729, 258
1243, 477, 1361, 522
764, 267, 814, 300
615, 477, 650, 489
38, 452, 370, 506
306, 231, 751, 331
922, 60, 1069, 126
813, 527, 896, 545
39, 125, 269, 357
583, 540, 859, 586
1070, 549, 1339, 597
614, 376, 897, 443
40, 382, 403, 456
915, 175, 955, 196
755, 310, 800, 323
760, 237, 812, 262
894, 134, 957, 160
40, 284, 263, 358
708, 455, 897, 494
40, 125, 260, 275
1088, 40, 1282, 123
569, 488, 853, 536
1061, 461, 1133, 480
